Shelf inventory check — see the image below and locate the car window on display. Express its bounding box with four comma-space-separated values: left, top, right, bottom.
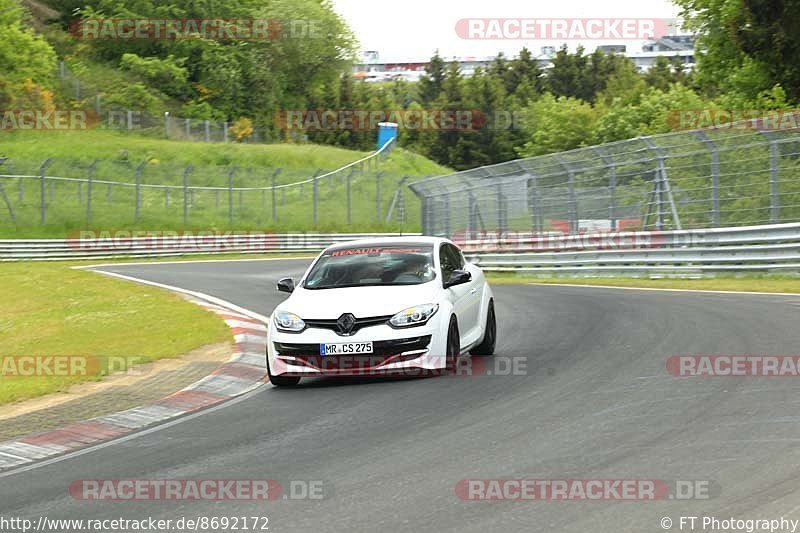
449, 244, 465, 269
304, 244, 436, 290
439, 243, 462, 281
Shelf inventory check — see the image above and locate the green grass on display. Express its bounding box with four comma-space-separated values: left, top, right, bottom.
0, 130, 449, 237
486, 274, 800, 293
0, 261, 232, 406
0, 129, 448, 172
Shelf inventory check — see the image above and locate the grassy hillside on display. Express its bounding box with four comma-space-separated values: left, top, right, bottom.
0, 130, 450, 237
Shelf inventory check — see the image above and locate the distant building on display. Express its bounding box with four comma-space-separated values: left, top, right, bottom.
352, 35, 695, 81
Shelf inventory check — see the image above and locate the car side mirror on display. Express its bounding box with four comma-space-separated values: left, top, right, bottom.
444, 269, 471, 289
277, 277, 295, 294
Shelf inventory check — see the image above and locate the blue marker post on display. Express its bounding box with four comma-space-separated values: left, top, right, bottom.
377, 122, 398, 151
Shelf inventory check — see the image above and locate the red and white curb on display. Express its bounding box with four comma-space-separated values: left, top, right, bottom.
0, 300, 268, 471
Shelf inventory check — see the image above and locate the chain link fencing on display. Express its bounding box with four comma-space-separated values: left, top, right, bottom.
409, 117, 800, 239
0, 140, 426, 235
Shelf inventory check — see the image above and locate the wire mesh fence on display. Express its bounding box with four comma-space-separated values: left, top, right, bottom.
0, 140, 422, 235
409, 118, 800, 238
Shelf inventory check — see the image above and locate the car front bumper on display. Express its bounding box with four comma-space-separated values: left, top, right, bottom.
267, 317, 449, 377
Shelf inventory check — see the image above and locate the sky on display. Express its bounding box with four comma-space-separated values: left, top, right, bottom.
330, 0, 683, 61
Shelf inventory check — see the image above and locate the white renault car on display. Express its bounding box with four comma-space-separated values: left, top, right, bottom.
266, 237, 496, 387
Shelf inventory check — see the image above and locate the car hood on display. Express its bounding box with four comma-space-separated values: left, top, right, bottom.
280, 283, 440, 319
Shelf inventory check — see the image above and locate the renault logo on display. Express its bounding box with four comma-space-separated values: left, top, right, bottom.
336, 313, 357, 335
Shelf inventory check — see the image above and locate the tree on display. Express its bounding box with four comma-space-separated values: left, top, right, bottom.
676, 0, 800, 104
418, 50, 446, 105
516, 94, 598, 157
0, 0, 57, 87
505, 47, 543, 97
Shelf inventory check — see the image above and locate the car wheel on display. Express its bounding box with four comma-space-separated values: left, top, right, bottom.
445, 316, 460, 372
470, 300, 496, 356
267, 357, 301, 387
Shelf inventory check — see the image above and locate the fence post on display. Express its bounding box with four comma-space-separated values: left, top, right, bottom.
696, 132, 720, 227
228, 167, 237, 225
386, 177, 409, 224
127, 110, 133, 131
205, 120, 211, 142
376, 171, 384, 221
86, 159, 99, 226
527, 175, 541, 234
223, 122, 229, 143
183, 165, 193, 225
165, 112, 170, 140
591, 147, 617, 231
769, 142, 779, 223
312, 177, 319, 226
135, 161, 145, 222
185, 118, 191, 140
428, 197, 436, 235
271, 169, 280, 222
641, 137, 681, 230
346, 170, 353, 225
442, 194, 451, 237
0, 181, 14, 224
759, 131, 780, 223
554, 156, 578, 233
39, 158, 53, 224
468, 193, 477, 236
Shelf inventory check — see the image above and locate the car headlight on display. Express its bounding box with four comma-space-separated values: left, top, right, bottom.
274, 311, 306, 333
389, 304, 438, 328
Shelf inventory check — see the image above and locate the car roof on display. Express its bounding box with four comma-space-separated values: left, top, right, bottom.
324, 236, 452, 252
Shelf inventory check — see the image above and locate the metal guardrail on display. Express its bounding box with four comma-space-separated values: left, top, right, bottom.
0, 233, 420, 261
461, 223, 800, 277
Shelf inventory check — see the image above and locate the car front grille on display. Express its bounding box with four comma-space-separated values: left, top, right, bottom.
274, 335, 432, 371
304, 315, 393, 335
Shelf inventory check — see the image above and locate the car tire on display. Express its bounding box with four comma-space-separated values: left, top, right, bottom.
445, 316, 460, 372
267, 358, 301, 387
470, 300, 496, 356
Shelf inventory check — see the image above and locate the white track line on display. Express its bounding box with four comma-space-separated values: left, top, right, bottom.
527, 282, 800, 297
88, 269, 271, 323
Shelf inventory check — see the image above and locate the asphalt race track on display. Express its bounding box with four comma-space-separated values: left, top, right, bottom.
2, 258, 800, 532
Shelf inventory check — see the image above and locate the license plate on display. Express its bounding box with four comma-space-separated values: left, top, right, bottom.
320, 342, 373, 355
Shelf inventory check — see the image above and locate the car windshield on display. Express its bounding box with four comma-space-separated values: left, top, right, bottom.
303, 244, 436, 290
